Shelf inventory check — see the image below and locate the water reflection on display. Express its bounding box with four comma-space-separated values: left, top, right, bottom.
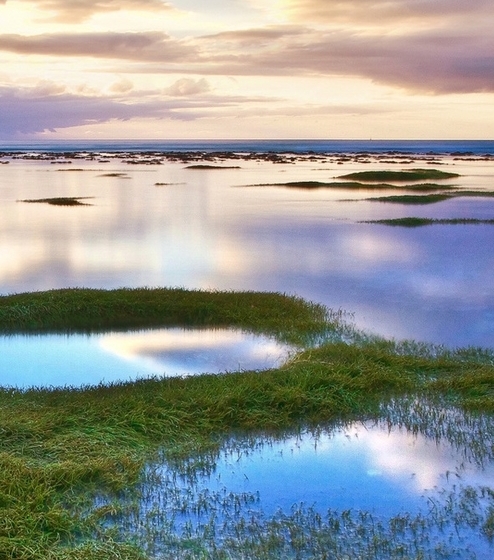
177, 418, 494, 516
1, 156, 494, 348
104, 406, 494, 558
0, 328, 292, 388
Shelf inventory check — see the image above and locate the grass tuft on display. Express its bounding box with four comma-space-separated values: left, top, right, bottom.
361, 217, 494, 227
17, 197, 93, 206
338, 168, 460, 182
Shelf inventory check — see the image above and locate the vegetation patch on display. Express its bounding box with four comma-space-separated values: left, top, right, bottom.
185, 164, 241, 169
362, 217, 494, 227
338, 168, 460, 182
0, 288, 334, 345
363, 190, 494, 205
0, 288, 492, 558
18, 197, 93, 206
244, 181, 457, 192
366, 193, 454, 204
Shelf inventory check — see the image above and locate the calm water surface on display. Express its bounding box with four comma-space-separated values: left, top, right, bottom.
1, 152, 493, 350
2, 147, 493, 557
107, 405, 494, 558
0, 328, 291, 388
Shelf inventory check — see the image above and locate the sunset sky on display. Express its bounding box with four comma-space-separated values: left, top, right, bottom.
0, 0, 492, 140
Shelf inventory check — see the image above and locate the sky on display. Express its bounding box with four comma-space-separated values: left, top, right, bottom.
0, 0, 492, 140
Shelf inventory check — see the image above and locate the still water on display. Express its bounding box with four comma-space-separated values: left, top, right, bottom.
106, 404, 494, 558
0, 328, 291, 388
1, 150, 493, 350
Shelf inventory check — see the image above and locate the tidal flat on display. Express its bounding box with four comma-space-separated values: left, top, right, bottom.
0, 287, 493, 559
1, 146, 494, 558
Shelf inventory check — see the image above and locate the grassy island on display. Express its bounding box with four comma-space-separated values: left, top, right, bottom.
0, 288, 493, 559
18, 197, 93, 206
244, 180, 456, 191
338, 168, 460, 182
362, 217, 494, 227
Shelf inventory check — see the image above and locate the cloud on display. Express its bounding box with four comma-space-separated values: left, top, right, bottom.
0, 83, 275, 136
0, 86, 174, 136
0, 23, 492, 95
0, 32, 194, 62
164, 78, 210, 96
190, 27, 494, 94
109, 78, 134, 94
280, 0, 493, 25
15, 0, 174, 23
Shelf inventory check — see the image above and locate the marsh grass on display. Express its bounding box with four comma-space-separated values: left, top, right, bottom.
0, 288, 492, 558
364, 190, 494, 204
366, 193, 454, 204
0, 288, 334, 346
98, 397, 494, 559
361, 217, 494, 227
17, 197, 94, 206
338, 168, 460, 182
185, 165, 241, 169
243, 181, 457, 191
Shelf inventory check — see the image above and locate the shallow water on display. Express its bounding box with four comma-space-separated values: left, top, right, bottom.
0, 328, 292, 388
105, 404, 494, 558
1, 150, 494, 356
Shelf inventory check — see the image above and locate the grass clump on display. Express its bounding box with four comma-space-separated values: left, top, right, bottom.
364, 190, 494, 205
361, 217, 494, 227
185, 165, 241, 169
18, 197, 93, 206
0, 288, 492, 558
244, 181, 456, 191
366, 193, 453, 204
0, 288, 333, 346
339, 168, 460, 182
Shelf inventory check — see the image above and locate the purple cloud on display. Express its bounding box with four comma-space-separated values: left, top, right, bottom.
0, 84, 274, 136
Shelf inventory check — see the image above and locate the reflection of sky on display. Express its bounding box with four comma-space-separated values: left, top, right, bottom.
99, 328, 291, 377
180, 421, 494, 518
0, 329, 291, 388
1, 158, 494, 348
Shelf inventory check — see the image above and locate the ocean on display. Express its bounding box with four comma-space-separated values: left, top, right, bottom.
0, 138, 493, 154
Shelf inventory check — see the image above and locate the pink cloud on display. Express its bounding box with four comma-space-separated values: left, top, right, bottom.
14, 0, 174, 23
0, 32, 194, 61
282, 0, 493, 24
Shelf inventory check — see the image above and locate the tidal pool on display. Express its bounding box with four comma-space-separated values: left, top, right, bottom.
0, 328, 292, 388
1, 152, 494, 348
103, 403, 494, 559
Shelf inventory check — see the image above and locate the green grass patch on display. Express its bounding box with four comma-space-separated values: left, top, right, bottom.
243, 181, 456, 191
367, 193, 454, 204
364, 190, 494, 205
361, 217, 494, 227
338, 168, 460, 182
18, 197, 93, 206
185, 164, 241, 169
0, 288, 333, 346
0, 288, 492, 558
